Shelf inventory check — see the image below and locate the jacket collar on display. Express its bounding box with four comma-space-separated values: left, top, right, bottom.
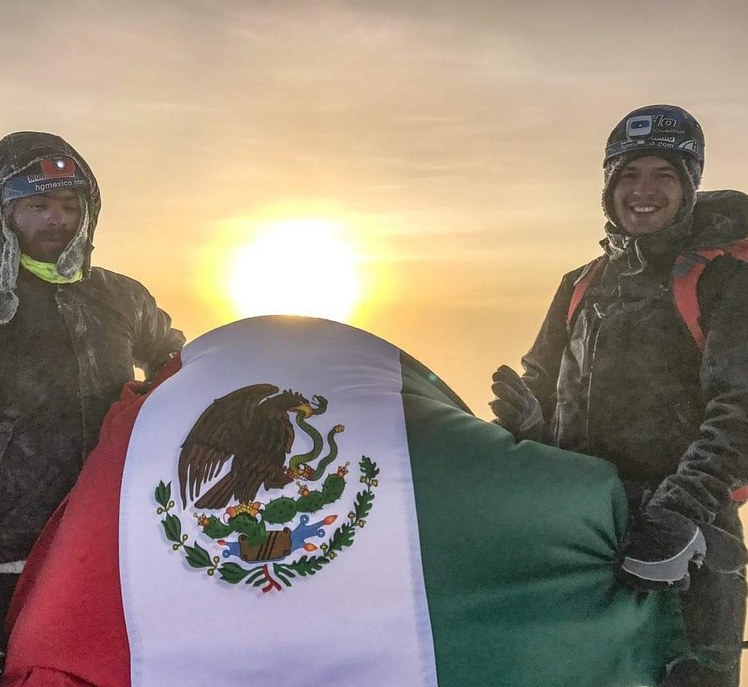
601, 213, 693, 266
601, 189, 748, 266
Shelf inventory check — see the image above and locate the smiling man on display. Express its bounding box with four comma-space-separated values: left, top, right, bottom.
611, 155, 685, 236
0, 132, 185, 673
490, 105, 748, 686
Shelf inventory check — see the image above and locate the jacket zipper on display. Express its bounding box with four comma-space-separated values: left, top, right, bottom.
584, 306, 605, 453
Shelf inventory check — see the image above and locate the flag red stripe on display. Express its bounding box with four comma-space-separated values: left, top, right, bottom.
3, 356, 183, 687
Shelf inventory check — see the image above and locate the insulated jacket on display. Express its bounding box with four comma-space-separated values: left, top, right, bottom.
0, 132, 185, 563
0, 269, 184, 562
521, 190, 748, 531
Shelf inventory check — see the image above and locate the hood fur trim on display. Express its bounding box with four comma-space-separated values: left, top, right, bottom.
0, 208, 20, 323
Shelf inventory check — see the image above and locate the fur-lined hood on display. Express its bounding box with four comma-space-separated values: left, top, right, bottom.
0, 131, 101, 272
0, 131, 101, 324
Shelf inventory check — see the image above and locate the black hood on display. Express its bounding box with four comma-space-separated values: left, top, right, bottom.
0, 131, 101, 324
689, 190, 748, 249
0, 131, 101, 262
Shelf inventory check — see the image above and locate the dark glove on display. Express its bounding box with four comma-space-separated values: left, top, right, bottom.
619, 506, 706, 591
489, 365, 544, 441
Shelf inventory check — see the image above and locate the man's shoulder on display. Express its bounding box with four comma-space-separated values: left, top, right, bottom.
695, 189, 748, 210
562, 258, 604, 285
86, 266, 150, 294
693, 189, 748, 246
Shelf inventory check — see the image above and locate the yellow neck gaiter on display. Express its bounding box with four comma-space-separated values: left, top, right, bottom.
20, 254, 83, 284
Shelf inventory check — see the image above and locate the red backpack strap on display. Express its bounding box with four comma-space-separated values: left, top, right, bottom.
567, 256, 607, 326
671, 250, 723, 350
671, 239, 748, 504
723, 236, 748, 262
672, 238, 748, 350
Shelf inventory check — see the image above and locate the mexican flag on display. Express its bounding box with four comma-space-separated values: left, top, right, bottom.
2, 316, 687, 687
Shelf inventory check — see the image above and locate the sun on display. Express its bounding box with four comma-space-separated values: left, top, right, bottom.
228, 217, 361, 323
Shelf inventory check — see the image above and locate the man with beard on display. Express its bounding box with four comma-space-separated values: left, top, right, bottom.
0, 132, 184, 670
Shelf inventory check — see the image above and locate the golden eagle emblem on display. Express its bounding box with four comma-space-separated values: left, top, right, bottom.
178, 383, 313, 509
156, 381, 380, 592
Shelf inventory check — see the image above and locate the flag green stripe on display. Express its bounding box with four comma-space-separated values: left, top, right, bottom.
401, 359, 687, 687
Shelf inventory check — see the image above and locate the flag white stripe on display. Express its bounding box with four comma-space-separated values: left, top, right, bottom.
119, 317, 439, 687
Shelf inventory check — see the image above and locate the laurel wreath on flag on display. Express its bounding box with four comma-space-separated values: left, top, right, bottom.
154, 456, 380, 592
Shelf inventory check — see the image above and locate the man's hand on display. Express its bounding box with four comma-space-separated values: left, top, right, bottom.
619, 506, 706, 591
489, 365, 544, 441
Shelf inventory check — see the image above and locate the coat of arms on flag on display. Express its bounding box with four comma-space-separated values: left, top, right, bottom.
154, 383, 380, 593
2, 316, 689, 687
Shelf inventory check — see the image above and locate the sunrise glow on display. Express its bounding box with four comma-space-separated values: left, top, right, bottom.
228, 217, 361, 323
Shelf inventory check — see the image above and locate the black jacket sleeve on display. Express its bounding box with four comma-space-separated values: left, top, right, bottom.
131, 286, 185, 380
650, 255, 748, 521
520, 269, 581, 429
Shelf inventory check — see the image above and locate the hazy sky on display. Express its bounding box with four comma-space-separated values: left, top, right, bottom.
2, 0, 748, 422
